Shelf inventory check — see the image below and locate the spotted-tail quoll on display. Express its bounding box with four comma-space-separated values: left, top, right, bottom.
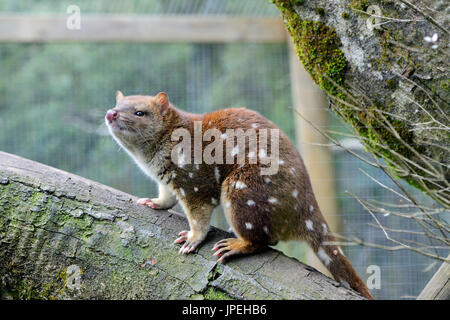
105, 91, 373, 299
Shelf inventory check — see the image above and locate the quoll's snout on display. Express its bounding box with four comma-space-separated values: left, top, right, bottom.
106, 109, 118, 123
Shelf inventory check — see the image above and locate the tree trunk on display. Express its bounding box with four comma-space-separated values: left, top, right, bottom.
272, 0, 449, 206
0, 151, 363, 300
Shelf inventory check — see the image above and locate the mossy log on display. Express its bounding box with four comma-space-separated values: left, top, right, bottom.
272, 0, 449, 206
0, 151, 363, 300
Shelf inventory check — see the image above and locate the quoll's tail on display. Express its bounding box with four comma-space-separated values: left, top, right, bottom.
318, 243, 374, 299
306, 222, 374, 299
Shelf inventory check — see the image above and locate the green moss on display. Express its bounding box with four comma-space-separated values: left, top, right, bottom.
386, 79, 397, 89
316, 7, 325, 16
341, 12, 350, 20
272, 0, 347, 99
349, 0, 370, 11
203, 287, 233, 300
0, 262, 66, 300
441, 79, 450, 92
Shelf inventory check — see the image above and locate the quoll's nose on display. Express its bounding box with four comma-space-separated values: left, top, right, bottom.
106, 109, 118, 123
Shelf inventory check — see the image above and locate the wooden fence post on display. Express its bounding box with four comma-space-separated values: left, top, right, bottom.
417, 256, 450, 300
288, 40, 339, 276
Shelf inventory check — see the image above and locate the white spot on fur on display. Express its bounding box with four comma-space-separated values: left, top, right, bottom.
268, 197, 278, 204
193, 219, 197, 225
251, 123, 258, 128
194, 187, 199, 192
247, 199, 255, 206
211, 198, 218, 205
309, 205, 314, 213
338, 247, 344, 255
189, 172, 194, 178
214, 167, 220, 183
322, 223, 328, 234
248, 151, 256, 158
264, 177, 271, 184
279, 159, 285, 165
172, 172, 177, 178
234, 181, 247, 189
292, 189, 299, 198
245, 222, 253, 230
208, 120, 212, 126
179, 188, 186, 197
317, 247, 332, 266
305, 220, 314, 231
290, 167, 295, 174
225, 201, 231, 208
195, 164, 200, 170
221, 133, 227, 139
263, 226, 269, 234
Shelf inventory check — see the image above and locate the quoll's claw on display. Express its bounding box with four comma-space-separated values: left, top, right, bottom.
174, 230, 201, 254
212, 239, 229, 251
179, 241, 198, 254
212, 238, 244, 264
174, 230, 188, 244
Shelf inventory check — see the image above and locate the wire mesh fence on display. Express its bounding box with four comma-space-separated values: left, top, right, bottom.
0, 0, 447, 300
332, 137, 447, 299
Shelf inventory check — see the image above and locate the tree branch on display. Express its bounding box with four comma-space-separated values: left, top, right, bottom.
0, 151, 363, 300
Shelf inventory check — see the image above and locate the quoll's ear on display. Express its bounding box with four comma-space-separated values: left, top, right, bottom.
116, 90, 125, 103
153, 92, 169, 112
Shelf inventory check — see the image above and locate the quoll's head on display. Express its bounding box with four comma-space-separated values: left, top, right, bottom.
105, 90, 170, 147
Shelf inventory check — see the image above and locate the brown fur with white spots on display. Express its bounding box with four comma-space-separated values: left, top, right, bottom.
105, 91, 373, 299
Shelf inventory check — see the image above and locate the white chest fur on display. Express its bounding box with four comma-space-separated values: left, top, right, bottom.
110, 130, 170, 186
132, 152, 159, 179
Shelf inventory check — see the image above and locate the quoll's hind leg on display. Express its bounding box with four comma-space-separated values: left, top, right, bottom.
175, 204, 214, 254
214, 182, 271, 263
212, 238, 265, 263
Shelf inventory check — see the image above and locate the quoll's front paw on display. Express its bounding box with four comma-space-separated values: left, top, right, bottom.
137, 198, 161, 209
137, 197, 176, 210
174, 230, 204, 254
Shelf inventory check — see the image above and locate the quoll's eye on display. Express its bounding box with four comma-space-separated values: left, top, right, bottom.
134, 111, 145, 117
